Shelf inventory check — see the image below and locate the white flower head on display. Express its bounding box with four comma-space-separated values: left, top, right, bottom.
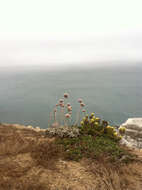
64, 93, 69, 98
67, 103, 71, 107
65, 113, 71, 118
78, 98, 83, 103
59, 99, 64, 103
80, 102, 85, 107
67, 106, 72, 112
82, 109, 86, 112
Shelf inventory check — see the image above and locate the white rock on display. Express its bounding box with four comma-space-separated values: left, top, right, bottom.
121, 118, 142, 149
27, 125, 34, 129
121, 118, 142, 131
125, 129, 142, 138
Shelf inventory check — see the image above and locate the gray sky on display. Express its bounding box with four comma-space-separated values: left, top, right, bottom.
0, 0, 142, 67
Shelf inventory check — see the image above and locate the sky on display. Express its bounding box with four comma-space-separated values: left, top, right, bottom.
0, 0, 142, 68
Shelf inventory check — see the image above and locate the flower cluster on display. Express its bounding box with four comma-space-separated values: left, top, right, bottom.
48, 92, 72, 127
80, 113, 123, 140
118, 126, 126, 135
49, 92, 87, 127
48, 93, 125, 142
78, 98, 86, 111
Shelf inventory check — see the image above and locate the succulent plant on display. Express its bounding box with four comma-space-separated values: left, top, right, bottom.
45, 126, 80, 138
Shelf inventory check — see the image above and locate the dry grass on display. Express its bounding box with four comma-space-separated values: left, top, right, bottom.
31, 139, 63, 169
0, 123, 142, 190
83, 159, 142, 190
0, 175, 49, 190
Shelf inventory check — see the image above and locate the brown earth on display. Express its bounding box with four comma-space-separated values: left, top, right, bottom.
0, 123, 142, 190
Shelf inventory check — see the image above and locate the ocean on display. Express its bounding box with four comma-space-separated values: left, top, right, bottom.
0, 64, 142, 128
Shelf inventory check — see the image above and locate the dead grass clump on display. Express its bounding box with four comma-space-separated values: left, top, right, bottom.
83, 160, 142, 190
0, 132, 36, 156
0, 175, 49, 190
0, 160, 30, 178
31, 140, 63, 169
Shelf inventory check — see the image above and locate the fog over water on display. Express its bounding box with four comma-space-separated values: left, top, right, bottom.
0, 34, 142, 68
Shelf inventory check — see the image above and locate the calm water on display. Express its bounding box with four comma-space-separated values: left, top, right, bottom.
0, 65, 142, 128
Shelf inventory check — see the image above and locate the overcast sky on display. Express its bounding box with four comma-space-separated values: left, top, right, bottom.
0, 0, 142, 67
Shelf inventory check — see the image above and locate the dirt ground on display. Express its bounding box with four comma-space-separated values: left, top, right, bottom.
0, 123, 142, 190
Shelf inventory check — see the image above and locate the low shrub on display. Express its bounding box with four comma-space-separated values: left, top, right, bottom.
56, 135, 129, 162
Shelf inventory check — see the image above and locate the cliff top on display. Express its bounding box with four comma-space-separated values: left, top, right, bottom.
0, 123, 142, 190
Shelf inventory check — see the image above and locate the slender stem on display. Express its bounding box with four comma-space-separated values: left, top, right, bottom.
65, 118, 68, 127
69, 116, 72, 127
59, 107, 62, 125
63, 97, 66, 126
54, 111, 56, 122
48, 111, 52, 128
74, 106, 81, 126
63, 108, 67, 126
78, 107, 81, 126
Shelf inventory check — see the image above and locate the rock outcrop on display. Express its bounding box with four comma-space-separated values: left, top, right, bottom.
120, 118, 142, 149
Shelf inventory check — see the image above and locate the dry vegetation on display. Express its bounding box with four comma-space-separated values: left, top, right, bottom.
0, 123, 142, 190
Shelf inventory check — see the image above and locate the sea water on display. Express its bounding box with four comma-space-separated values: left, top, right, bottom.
0, 64, 142, 128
